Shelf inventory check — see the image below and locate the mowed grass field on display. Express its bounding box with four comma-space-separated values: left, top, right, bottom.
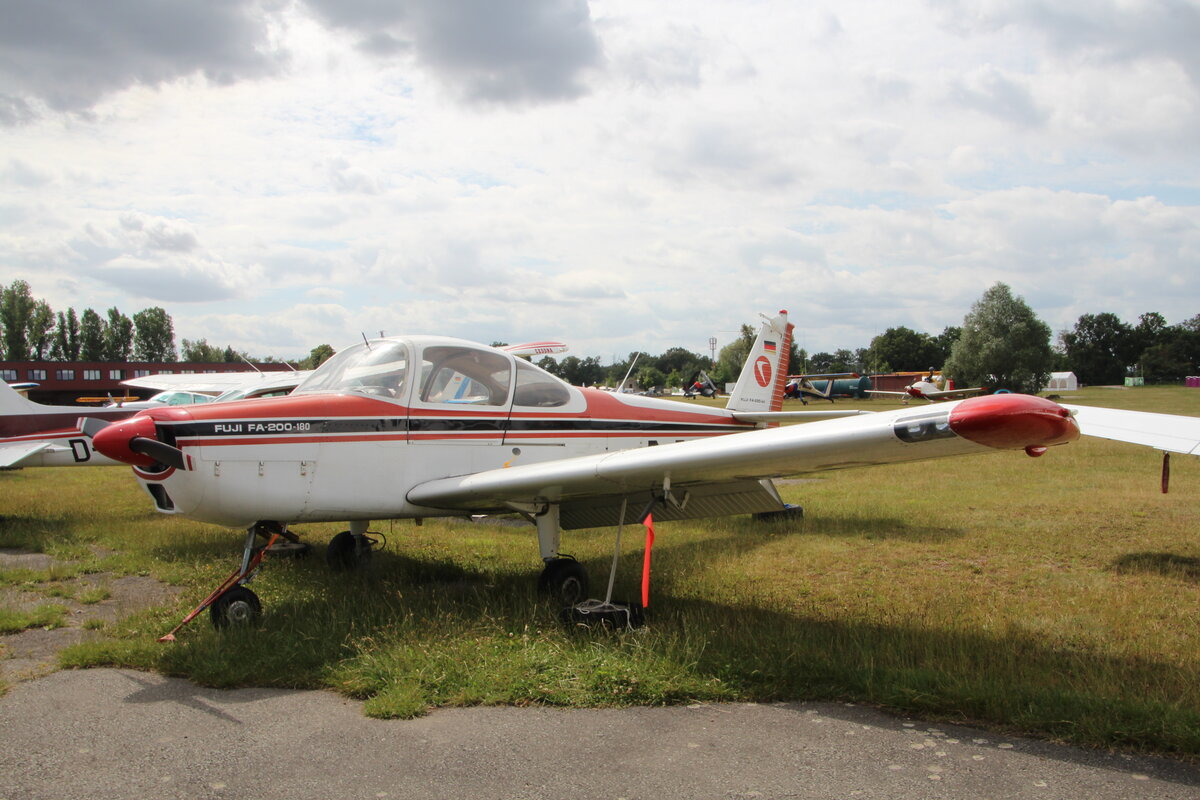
2, 386, 1199, 758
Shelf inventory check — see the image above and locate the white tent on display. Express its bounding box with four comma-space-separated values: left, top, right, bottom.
1046, 372, 1079, 391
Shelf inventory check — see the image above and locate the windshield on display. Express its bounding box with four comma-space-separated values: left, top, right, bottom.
147, 390, 213, 406
294, 341, 411, 399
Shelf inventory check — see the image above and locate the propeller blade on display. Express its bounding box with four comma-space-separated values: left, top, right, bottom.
77, 417, 110, 438
129, 437, 187, 470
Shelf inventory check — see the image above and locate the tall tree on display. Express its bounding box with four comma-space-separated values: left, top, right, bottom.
1132, 312, 1168, 359
1060, 312, 1134, 385
944, 283, 1054, 393
933, 326, 962, 364
180, 338, 226, 362
866, 326, 942, 373
51, 308, 82, 361
104, 307, 134, 361
79, 308, 107, 361
27, 299, 55, 360
132, 306, 176, 361
0, 279, 35, 360
300, 343, 336, 370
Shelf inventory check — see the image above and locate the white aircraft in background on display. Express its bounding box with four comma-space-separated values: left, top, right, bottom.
0, 381, 135, 467
85, 310, 1200, 633
868, 374, 985, 402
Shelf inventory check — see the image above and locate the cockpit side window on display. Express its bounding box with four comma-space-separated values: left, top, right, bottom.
513, 359, 570, 408
419, 346, 512, 407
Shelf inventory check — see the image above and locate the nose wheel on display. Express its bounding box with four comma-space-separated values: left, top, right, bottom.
209, 585, 262, 627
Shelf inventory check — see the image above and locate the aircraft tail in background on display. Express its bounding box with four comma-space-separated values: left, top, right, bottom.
725, 310, 793, 414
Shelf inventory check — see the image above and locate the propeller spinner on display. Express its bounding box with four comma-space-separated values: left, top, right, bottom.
90, 413, 188, 471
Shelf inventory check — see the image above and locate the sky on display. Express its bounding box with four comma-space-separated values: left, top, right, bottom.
1, 0, 1198, 364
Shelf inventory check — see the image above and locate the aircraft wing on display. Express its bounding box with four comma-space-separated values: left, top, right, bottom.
408, 396, 1081, 528
0, 441, 51, 468
924, 387, 984, 399
122, 371, 302, 394
1063, 404, 1200, 455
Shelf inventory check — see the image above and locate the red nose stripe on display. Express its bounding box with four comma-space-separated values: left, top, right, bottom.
92, 414, 160, 467
948, 394, 1079, 450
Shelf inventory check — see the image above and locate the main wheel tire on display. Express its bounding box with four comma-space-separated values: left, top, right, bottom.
326, 530, 373, 571
210, 585, 262, 628
537, 558, 589, 606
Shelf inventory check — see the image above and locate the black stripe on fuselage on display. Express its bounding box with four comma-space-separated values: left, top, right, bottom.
161, 417, 745, 438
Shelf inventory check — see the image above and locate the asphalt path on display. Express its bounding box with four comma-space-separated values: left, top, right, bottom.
2, 669, 1199, 800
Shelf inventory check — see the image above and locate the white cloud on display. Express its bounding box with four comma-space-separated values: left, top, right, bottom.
0, 0, 1197, 362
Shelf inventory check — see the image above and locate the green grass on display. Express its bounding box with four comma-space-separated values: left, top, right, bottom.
3, 385, 1200, 758
0, 603, 69, 634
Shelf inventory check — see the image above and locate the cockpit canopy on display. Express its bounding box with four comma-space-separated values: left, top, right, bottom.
294, 337, 575, 409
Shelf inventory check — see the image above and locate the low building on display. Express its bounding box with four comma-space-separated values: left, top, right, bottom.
0, 360, 296, 404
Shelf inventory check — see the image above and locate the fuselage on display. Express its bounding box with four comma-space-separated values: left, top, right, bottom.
98, 336, 752, 526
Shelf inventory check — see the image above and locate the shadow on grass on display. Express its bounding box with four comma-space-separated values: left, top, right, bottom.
766, 513, 964, 543
1113, 552, 1200, 582
0, 515, 78, 549
62, 530, 1200, 763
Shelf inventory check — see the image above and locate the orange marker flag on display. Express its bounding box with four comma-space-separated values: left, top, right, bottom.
641, 512, 655, 607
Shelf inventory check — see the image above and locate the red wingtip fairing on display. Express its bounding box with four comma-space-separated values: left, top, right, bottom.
948, 394, 1079, 452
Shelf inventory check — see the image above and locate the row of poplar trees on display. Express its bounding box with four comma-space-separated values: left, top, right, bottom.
0, 280, 177, 362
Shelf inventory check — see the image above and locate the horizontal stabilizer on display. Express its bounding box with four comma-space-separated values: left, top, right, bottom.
1064, 405, 1200, 455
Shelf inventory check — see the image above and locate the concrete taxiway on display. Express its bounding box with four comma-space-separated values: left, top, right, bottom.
2, 668, 1198, 800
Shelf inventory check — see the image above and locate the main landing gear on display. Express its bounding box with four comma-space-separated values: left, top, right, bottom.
532, 502, 646, 630
538, 556, 589, 606
325, 520, 379, 571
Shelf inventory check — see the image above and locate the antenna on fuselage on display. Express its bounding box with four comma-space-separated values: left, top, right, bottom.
237, 354, 264, 373
361, 333, 372, 350
619, 352, 640, 393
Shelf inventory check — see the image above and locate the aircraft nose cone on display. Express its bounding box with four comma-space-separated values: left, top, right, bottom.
948, 394, 1079, 451
91, 413, 160, 467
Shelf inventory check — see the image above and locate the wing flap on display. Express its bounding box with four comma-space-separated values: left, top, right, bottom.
560, 479, 785, 530
1064, 405, 1200, 455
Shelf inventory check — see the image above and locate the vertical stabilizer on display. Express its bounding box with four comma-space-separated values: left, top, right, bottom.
725, 310, 793, 413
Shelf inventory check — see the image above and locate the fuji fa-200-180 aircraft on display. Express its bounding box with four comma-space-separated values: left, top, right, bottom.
88, 311, 1200, 630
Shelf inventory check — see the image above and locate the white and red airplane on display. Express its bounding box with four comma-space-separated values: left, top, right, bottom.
868, 375, 985, 402
86, 311, 1200, 630
0, 381, 136, 468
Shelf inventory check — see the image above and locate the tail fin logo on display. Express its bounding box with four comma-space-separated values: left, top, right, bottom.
754, 356, 772, 388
